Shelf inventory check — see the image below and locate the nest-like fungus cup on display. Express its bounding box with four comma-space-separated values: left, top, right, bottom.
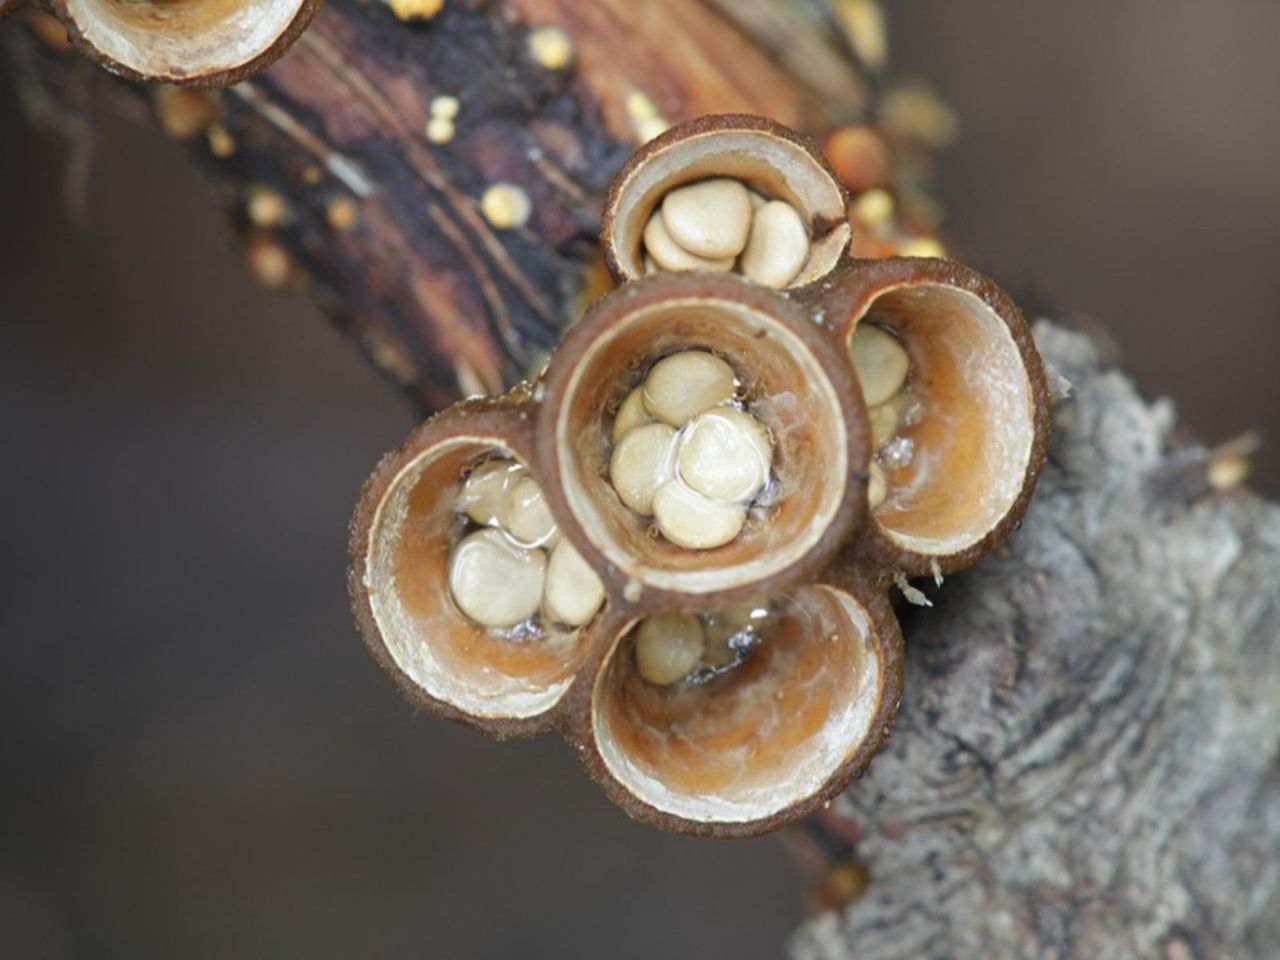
582, 582, 901, 834
535, 272, 869, 604
48, 0, 320, 84
602, 114, 851, 289
351, 400, 600, 737
349, 115, 1051, 836
815, 258, 1051, 574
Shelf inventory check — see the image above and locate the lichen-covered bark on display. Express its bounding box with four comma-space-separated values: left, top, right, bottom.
792, 323, 1280, 960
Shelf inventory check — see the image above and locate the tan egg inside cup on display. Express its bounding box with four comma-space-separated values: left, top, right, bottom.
850, 280, 1041, 566
55, 0, 317, 83
602, 115, 851, 288
361, 434, 596, 725
537, 274, 867, 601
590, 585, 890, 829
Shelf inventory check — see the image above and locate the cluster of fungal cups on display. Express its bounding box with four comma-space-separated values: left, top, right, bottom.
351, 115, 1051, 836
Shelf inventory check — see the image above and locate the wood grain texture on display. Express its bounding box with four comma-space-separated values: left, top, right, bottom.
5, 1, 872, 411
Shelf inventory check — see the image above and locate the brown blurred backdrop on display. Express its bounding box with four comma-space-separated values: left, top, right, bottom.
1, 2, 1277, 958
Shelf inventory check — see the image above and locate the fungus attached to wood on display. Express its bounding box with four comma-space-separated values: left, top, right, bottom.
349, 114, 1050, 835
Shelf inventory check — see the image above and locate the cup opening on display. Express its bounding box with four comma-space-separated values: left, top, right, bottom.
365, 438, 596, 720
852, 283, 1037, 557
551, 289, 852, 596
605, 120, 850, 287
591, 586, 885, 825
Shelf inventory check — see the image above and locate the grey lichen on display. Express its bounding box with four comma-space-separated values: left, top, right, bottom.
793, 322, 1280, 960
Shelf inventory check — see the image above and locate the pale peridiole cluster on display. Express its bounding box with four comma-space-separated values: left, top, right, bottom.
633, 601, 774, 687
447, 460, 605, 632
642, 179, 811, 289
608, 350, 774, 550
849, 323, 919, 508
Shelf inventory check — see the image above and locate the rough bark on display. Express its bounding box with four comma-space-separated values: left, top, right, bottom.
5, 2, 1278, 957
791, 323, 1280, 959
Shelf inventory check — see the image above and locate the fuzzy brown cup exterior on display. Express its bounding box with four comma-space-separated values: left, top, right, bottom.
43, 0, 321, 86
349, 114, 1051, 837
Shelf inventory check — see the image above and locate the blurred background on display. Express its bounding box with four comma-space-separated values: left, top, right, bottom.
1, 1, 1277, 957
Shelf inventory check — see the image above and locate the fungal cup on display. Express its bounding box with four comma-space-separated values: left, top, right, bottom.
48, 0, 320, 83
350, 115, 1051, 836
535, 272, 870, 603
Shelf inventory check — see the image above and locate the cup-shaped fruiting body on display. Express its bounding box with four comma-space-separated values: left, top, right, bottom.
576, 575, 902, 835
534, 272, 870, 605
812, 257, 1051, 575
602, 115, 851, 290
349, 396, 604, 737
45, 0, 320, 84
350, 114, 1051, 836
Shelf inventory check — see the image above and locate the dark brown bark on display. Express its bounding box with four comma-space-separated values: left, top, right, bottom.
5, 0, 879, 412
5, 2, 1278, 956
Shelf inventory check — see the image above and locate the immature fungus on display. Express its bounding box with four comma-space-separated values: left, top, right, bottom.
247, 186, 289, 229
388, 0, 443, 22
624, 91, 668, 144
426, 95, 459, 144
899, 236, 947, 259
206, 125, 236, 159
327, 197, 360, 231
527, 26, 574, 70
153, 87, 220, 140
481, 183, 532, 230
852, 188, 895, 230
825, 125, 891, 193
350, 115, 1050, 837
245, 234, 294, 289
